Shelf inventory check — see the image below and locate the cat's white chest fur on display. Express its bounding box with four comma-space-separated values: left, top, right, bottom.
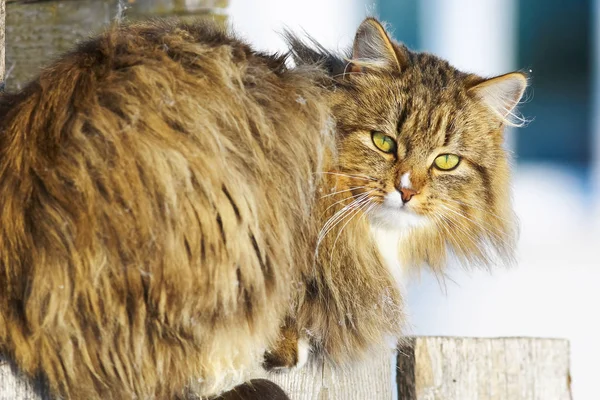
370, 226, 406, 289
368, 190, 429, 289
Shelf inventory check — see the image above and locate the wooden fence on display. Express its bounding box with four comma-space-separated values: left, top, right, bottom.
1, 0, 227, 90
1, 337, 571, 400
257, 337, 572, 400
1, 0, 5, 85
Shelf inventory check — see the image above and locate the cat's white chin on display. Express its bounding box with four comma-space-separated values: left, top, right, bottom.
369, 191, 429, 289
368, 191, 428, 232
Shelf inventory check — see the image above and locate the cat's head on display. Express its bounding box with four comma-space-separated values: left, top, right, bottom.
295, 18, 527, 270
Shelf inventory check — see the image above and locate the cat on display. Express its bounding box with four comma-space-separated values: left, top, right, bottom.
0, 15, 527, 400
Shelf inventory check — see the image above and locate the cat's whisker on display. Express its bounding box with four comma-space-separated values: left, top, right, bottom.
316, 192, 373, 256
327, 206, 364, 265
332, 63, 364, 80
432, 214, 454, 243
360, 203, 377, 221
321, 194, 366, 230
315, 208, 357, 258
320, 193, 371, 234
449, 206, 513, 246
437, 211, 481, 242
438, 203, 500, 234
316, 171, 377, 182
323, 189, 376, 213
438, 213, 496, 265
329, 198, 370, 244
439, 204, 503, 242
327, 197, 373, 266
436, 212, 493, 264
332, 72, 362, 79
320, 186, 367, 199
441, 198, 513, 224
438, 204, 512, 248
435, 212, 484, 255
317, 193, 371, 247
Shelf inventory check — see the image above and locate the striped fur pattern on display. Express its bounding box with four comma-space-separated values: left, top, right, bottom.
288, 18, 527, 362
0, 17, 526, 399
0, 19, 331, 399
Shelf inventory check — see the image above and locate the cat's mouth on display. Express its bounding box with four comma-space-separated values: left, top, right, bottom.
368, 191, 428, 231
381, 190, 411, 209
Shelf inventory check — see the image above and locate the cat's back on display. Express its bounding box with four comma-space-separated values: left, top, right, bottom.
0, 18, 327, 150
0, 18, 331, 399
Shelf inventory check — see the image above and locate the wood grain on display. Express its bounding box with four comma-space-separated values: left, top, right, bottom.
256, 345, 397, 400
3, 0, 226, 90
397, 337, 572, 400
0, 356, 51, 400
1, 337, 571, 400
1, 0, 5, 85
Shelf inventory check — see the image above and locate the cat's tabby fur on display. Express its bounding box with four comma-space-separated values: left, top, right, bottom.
0, 16, 527, 399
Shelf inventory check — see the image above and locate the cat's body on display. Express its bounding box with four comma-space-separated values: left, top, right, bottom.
0, 17, 526, 399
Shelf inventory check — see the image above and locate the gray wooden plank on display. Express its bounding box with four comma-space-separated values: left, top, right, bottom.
2, 0, 226, 90
404, 337, 572, 400
0, 338, 572, 400
1, 0, 5, 84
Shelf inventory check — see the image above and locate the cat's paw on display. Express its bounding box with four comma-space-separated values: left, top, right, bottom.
294, 338, 310, 369
263, 337, 311, 372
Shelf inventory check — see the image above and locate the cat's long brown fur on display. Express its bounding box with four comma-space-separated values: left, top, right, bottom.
0, 19, 332, 398
0, 16, 527, 399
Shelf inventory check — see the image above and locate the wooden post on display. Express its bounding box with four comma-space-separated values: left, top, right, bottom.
259, 337, 572, 400
0, 356, 52, 400
396, 337, 572, 400
1, 0, 5, 86
2, 0, 228, 90
257, 345, 398, 399
1, 337, 571, 400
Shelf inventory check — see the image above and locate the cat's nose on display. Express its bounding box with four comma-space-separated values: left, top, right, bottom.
399, 188, 417, 203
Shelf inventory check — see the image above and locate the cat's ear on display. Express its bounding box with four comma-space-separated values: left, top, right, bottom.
469, 72, 528, 125
350, 18, 407, 73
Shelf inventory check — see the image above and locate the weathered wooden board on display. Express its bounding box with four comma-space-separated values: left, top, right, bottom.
4, 0, 115, 90
1, 337, 571, 400
1, 0, 5, 84
257, 346, 397, 400
397, 337, 572, 400
3, 0, 226, 90
0, 356, 52, 400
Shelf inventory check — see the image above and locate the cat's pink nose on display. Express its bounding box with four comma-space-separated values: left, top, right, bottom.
399, 188, 417, 203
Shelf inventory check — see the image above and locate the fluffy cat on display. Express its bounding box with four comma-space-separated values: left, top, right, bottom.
0, 16, 526, 399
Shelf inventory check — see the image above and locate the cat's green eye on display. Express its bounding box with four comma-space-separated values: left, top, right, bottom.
433, 154, 461, 171
371, 132, 397, 154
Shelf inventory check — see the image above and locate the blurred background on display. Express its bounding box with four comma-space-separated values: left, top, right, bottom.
1, 0, 598, 398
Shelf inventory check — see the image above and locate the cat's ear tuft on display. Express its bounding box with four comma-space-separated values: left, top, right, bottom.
350, 18, 407, 73
469, 72, 528, 126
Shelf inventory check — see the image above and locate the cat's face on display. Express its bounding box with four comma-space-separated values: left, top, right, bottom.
326, 19, 527, 268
